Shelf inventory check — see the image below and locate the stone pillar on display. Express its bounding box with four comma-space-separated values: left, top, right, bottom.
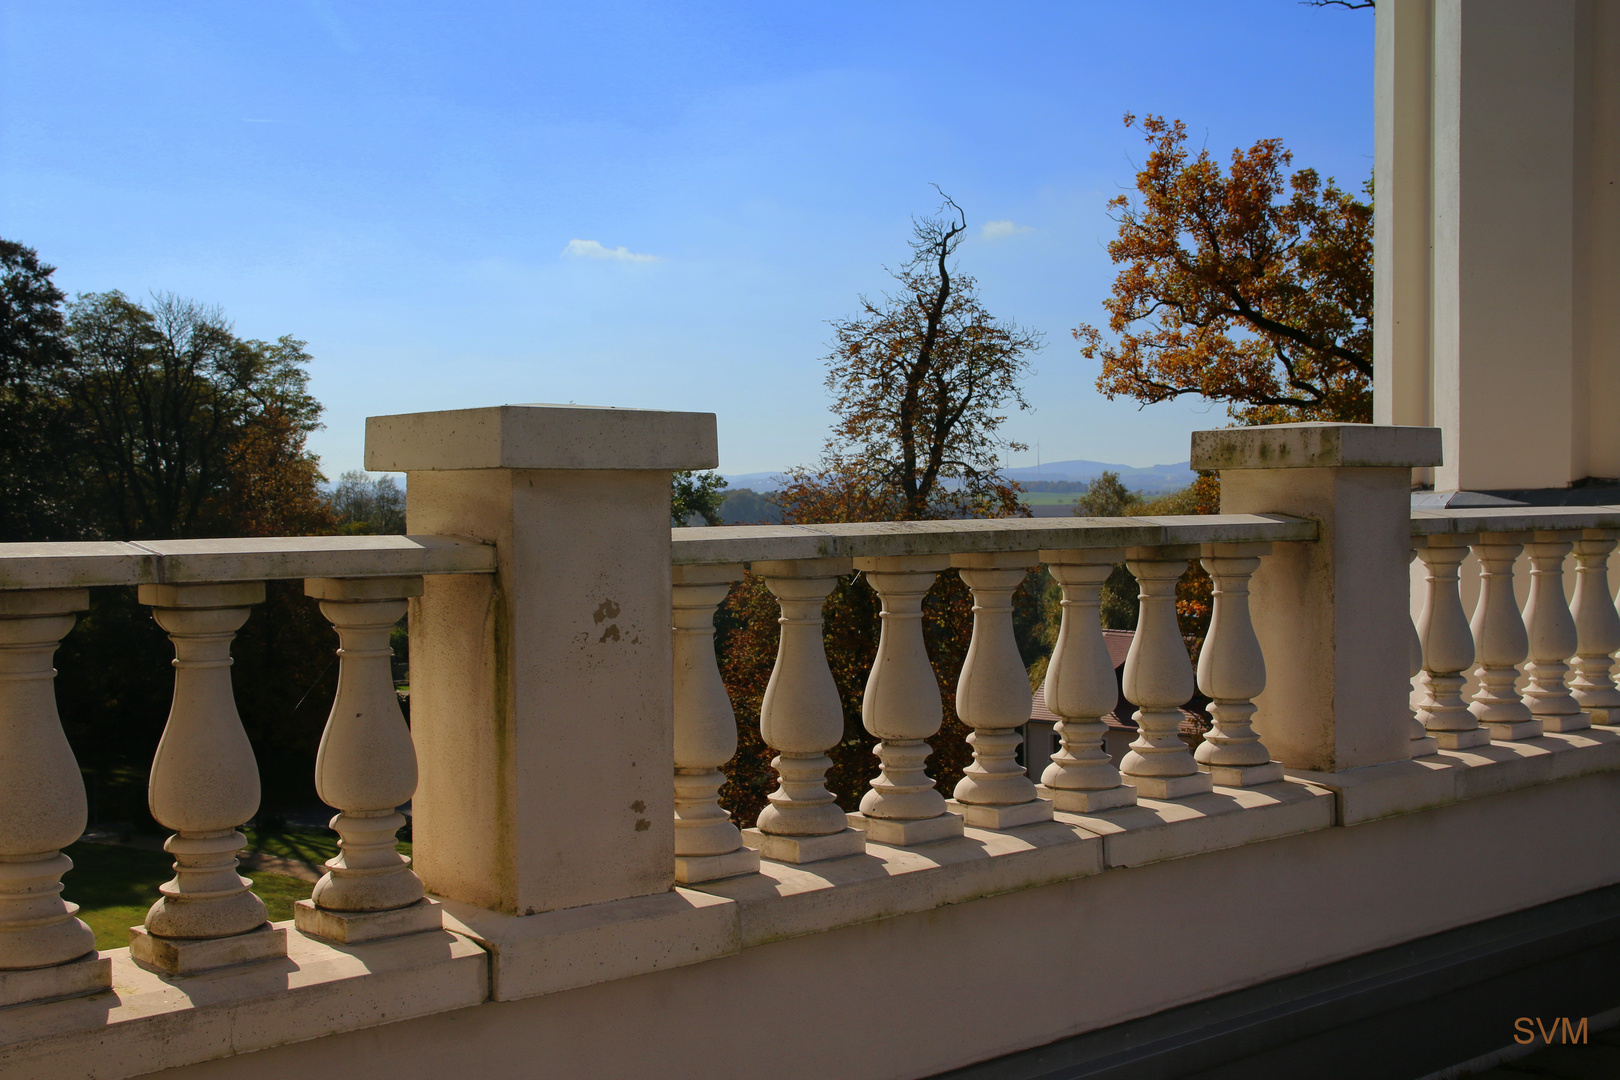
1191, 423, 1444, 773
365, 404, 716, 915
295, 576, 439, 944
0, 589, 110, 1008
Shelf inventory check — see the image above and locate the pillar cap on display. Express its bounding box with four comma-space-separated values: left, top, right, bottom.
365, 404, 719, 472
1190, 423, 1443, 471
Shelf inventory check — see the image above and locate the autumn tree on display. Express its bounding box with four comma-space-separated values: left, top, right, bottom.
1076, 115, 1373, 424
782, 193, 1042, 522
716, 198, 1050, 826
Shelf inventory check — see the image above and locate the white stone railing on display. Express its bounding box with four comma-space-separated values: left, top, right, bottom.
1408, 507, 1620, 747
7, 411, 1620, 1080
666, 515, 1313, 878
0, 536, 493, 1005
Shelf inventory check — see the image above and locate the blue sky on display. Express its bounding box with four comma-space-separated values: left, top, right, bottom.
1, 1, 1374, 476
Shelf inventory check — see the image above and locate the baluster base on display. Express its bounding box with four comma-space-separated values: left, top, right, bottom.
943, 798, 1053, 829
1410, 734, 1440, 758
1036, 784, 1137, 812
741, 827, 865, 864
674, 846, 761, 884
1433, 728, 1492, 750
1540, 711, 1592, 733
294, 897, 442, 944
1483, 717, 1544, 742
129, 922, 286, 976
1123, 772, 1214, 799
0, 951, 110, 1009
1202, 761, 1285, 787
1587, 709, 1620, 727
847, 811, 964, 846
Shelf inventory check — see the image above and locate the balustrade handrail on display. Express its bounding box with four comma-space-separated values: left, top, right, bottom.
0, 534, 496, 590
670, 513, 1317, 565
1411, 505, 1620, 536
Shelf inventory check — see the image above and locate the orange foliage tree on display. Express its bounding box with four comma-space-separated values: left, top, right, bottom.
1075, 114, 1373, 425
716, 197, 1048, 826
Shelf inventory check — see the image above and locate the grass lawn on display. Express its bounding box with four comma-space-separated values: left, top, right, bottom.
62, 823, 411, 952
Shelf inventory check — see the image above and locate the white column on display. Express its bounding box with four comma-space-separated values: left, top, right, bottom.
1523, 532, 1588, 733
1408, 546, 1439, 758
1195, 543, 1284, 787
0, 589, 111, 1009
1415, 536, 1488, 749
949, 553, 1052, 828
1570, 529, 1620, 726
743, 558, 865, 863
1120, 546, 1211, 798
850, 556, 962, 845
1467, 533, 1539, 741
1036, 549, 1136, 812
671, 564, 760, 883
294, 577, 440, 944
132, 582, 286, 974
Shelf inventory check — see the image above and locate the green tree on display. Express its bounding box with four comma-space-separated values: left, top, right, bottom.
671, 470, 728, 526
331, 470, 407, 534
0, 240, 75, 541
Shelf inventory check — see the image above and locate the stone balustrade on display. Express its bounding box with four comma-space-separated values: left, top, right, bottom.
7, 413, 1620, 1080
0, 536, 493, 1004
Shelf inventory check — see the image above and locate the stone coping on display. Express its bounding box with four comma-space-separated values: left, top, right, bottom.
4, 733, 1618, 1080
1411, 506, 1620, 536
0, 535, 496, 591
671, 514, 1317, 566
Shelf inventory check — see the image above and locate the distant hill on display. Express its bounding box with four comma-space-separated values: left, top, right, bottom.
721, 460, 1195, 495
1000, 459, 1195, 493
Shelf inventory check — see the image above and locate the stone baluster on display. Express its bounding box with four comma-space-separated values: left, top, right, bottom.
743, 559, 865, 863
671, 564, 760, 882
1571, 529, 1620, 726
1467, 533, 1539, 741
850, 556, 963, 845
131, 583, 286, 974
1415, 536, 1488, 749
294, 577, 441, 944
1120, 546, 1212, 798
949, 553, 1053, 828
0, 589, 111, 1008
1408, 547, 1439, 758
1194, 543, 1284, 786
1523, 532, 1588, 733
1036, 549, 1135, 812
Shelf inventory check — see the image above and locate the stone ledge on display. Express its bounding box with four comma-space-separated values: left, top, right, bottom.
439, 889, 739, 1003
1288, 727, 1620, 826
0, 925, 487, 1080
1057, 779, 1335, 868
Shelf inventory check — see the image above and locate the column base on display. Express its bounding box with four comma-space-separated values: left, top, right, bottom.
742, 827, 866, 864
846, 811, 964, 846
1123, 771, 1214, 799
1587, 708, 1620, 727
944, 798, 1054, 829
293, 897, 441, 944
1037, 784, 1138, 813
1483, 718, 1543, 742
1409, 735, 1440, 758
1540, 712, 1591, 733
1433, 728, 1492, 750
129, 922, 287, 975
1203, 760, 1286, 787
0, 951, 111, 1008
674, 846, 761, 884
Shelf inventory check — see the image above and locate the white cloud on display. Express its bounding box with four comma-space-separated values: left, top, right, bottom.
981, 220, 1034, 240
562, 239, 659, 263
